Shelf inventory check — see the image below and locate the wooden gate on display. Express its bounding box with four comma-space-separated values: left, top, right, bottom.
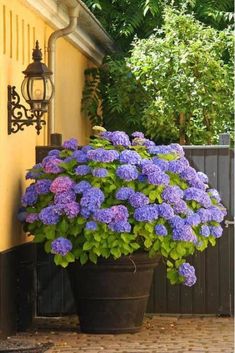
35, 146, 234, 316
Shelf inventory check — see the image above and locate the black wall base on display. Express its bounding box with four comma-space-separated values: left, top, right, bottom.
0, 243, 35, 338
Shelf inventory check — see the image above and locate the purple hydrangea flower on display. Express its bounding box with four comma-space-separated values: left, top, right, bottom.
210, 225, 223, 238
116, 187, 135, 200
109, 131, 131, 147
21, 184, 38, 206
197, 208, 211, 223
74, 181, 91, 194
185, 213, 201, 226
129, 192, 149, 208
131, 131, 145, 139
148, 172, 170, 186
169, 216, 185, 228
51, 237, 72, 256
81, 145, 93, 153
87, 148, 119, 163
43, 156, 64, 174
173, 223, 197, 243
158, 203, 174, 220
54, 191, 76, 204
200, 225, 210, 237
148, 145, 173, 155
111, 205, 129, 222
190, 178, 207, 190
142, 163, 161, 175
63, 138, 78, 150
75, 165, 91, 176
119, 150, 142, 165
155, 224, 168, 236
134, 204, 158, 222
80, 187, 105, 211
72, 150, 88, 163
208, 206, 225, 222
48, 149, 61, 157
180, 167, 197, 181
152, 158, 169, 171
39, 206, 60, 224
26, 163, 43, 180
50, 176, 74, 194
162, 186, 184, 203
208, 189, 221, 203
197, 172, 208, 184
80, 207, 93, 219
184, 188, 212, 208
108, 221, 131, 233
168, 157, 189, 174
94, 208, 113, 223
25, 213, 38, 223
169, 144, 185, 158
35, 179, 52, 195
116, 165, 138, 181
178, 263, 197, 287
172, 199, 188, 214
85, 221, 98, 230
63, 202, 80, 219
142, 139, 155, 147
92, 168, 108, 178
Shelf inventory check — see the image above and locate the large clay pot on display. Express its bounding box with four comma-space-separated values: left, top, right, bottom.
68, 252, 160, 333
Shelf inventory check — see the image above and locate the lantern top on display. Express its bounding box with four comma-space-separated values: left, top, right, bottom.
22, 41, 52, 77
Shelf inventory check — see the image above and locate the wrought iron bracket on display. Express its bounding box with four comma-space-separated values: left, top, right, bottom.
7, 85, 46, 135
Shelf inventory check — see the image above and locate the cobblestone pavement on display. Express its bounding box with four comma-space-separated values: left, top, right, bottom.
6, 315, 234, 353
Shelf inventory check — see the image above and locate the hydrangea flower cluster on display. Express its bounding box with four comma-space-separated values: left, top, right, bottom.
20, 131, 226, 286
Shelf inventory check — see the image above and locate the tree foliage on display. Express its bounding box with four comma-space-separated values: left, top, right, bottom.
82, 8, 233, 144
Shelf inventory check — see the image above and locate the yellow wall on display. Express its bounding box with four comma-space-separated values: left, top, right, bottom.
0, 0, 92, 251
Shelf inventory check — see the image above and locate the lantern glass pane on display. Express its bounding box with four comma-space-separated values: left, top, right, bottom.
30, 78, 44, 101
44, 77, 54, 100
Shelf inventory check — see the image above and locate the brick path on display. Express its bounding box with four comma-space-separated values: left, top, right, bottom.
7, 315, 234, 353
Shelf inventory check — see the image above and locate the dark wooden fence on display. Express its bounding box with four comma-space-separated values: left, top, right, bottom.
36, 146, 234, 317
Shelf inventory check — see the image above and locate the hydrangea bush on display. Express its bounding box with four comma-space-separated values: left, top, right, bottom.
20, 130, 226, 287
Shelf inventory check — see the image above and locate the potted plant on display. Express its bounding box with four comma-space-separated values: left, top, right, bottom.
20, 128, 226, 333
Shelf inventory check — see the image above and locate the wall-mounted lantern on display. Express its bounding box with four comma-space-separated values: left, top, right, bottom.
8, 41, 54, 135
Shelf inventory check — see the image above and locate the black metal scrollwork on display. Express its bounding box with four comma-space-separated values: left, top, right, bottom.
8, 85, 46, 135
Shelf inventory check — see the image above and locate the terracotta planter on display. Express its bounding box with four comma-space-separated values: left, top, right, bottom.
68, 252, 160, 333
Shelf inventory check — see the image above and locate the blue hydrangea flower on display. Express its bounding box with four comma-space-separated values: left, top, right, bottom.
169, 216, 185, 228
129, 192, 149, 208
94, 208, 113, 223
54, 191, 76, 204
85, 221, 98, 230
169, 144, 185, 158
39, 206, 60, 224
81, 145, 93, 153
50, 176, 74, 194
142, 163, 161, 176
197, 172, 208, 184
131, 131, 145, 139
108, 221, 131, 233
208, 206, 225, 222
190, 178, 207, 190
80, 207, 93, 219
87, 148, 119, 162
48, 149, 61, 157
111, 205, 129, 222
155, 224, 168, 236
80, 187, 105, 211
210, 225, 223, 238
148, 172, 170, 186
116, 165, 138, 181
197, 208, 211, 223
25, 213, 38, 223
92, 168, 108, 178
148, 145, 173, 155
200, 225, 210, 237
168, 158, 189, 174
21, 184, 38, 206
180, 167, 197, 181
116, 187, 135, 200
178, 263, 197, 287
152, 158, 169, 171
35, 179, 52, 195
63, 138, 78, 150
157, 203, 174, 220
184, 188, 212, 208
173, 224, 197, 243
74, 181, 91, 194
162, 186, 184, 203
75, 165, 91, 176
72, 150, 88, 163
134, 204, 158, 222
185, 213, 201, 226
109, 131, 131, 147
51, 237, 72, 256
138, 174, 147, 182
208, 189, 221, 203
119, 150, 142, 165
172, 199, 188, 214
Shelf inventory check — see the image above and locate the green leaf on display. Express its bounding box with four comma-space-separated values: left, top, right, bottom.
44, 240, 52, 253
44, 225, 56, 240
80, 252, 88, 265
83, 241, 93, 251
57, 219, 69, 235
144, 238, 152, 248
89, 251, 98, 264
111, 248, 121, 258
65, 252, 75, 263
